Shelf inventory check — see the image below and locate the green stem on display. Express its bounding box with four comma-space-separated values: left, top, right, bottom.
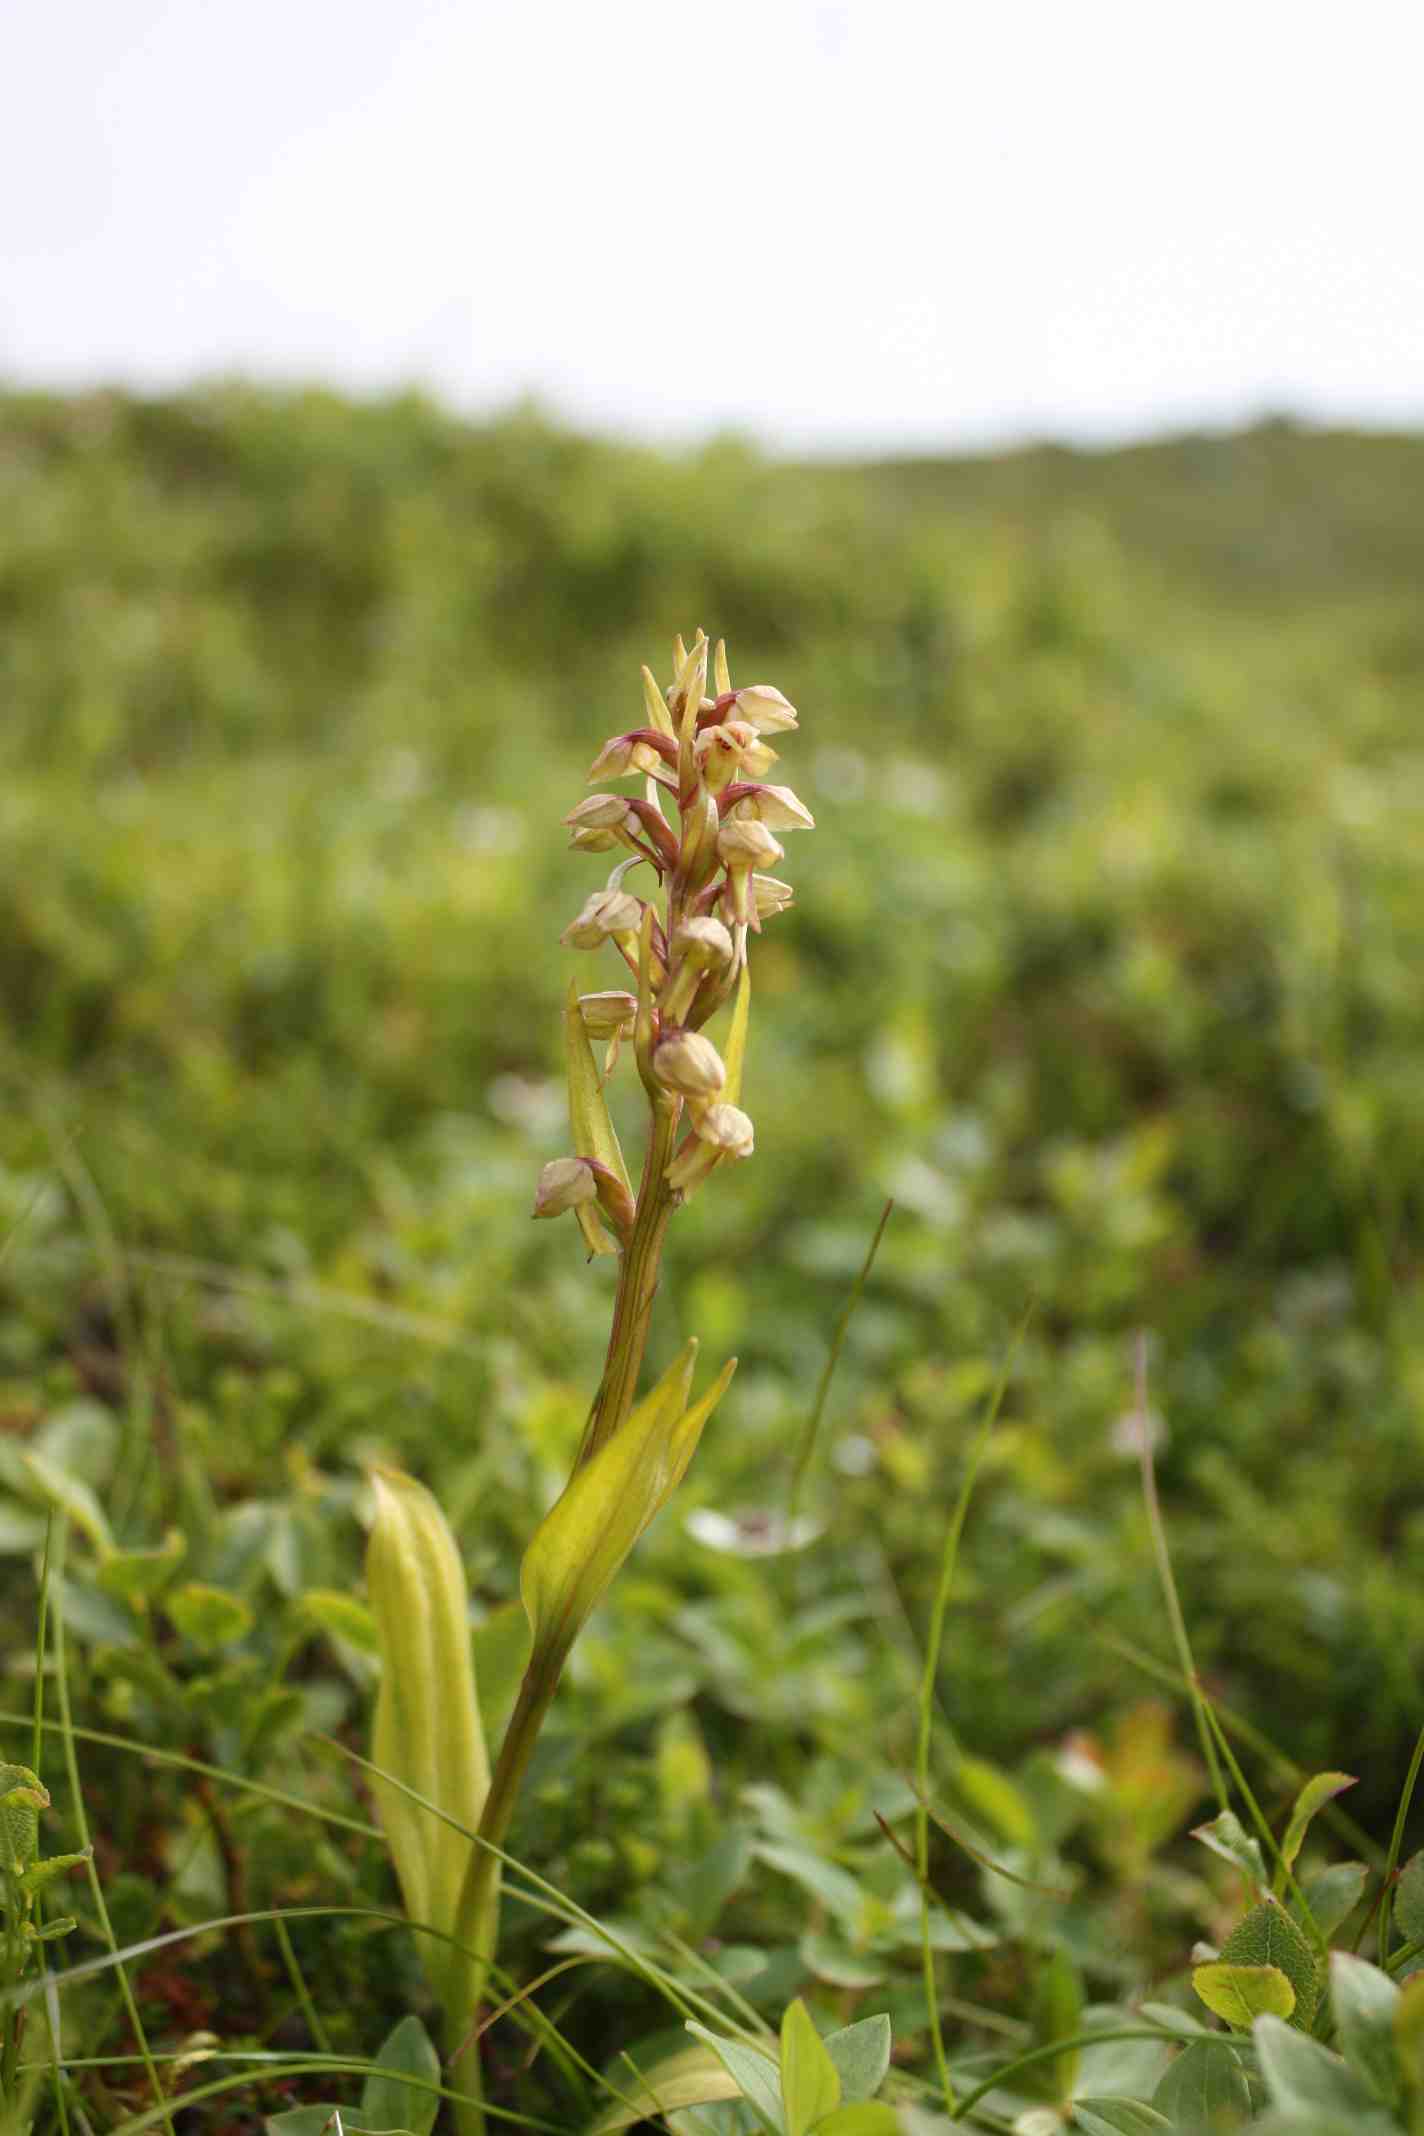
579, 1102, 679, 1467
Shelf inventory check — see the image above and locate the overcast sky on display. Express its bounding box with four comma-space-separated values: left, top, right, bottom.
5, 0, 1422, 452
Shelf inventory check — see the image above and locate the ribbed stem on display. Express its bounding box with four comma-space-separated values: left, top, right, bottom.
578, 1101, 679, 1467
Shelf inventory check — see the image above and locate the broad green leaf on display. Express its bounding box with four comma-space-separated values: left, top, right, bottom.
722, 963, 751, 1108
781, 2000, 840, 2136
1190, 1809, 1266, 1891
1296, 1860, 1368, 1940
367, 1469, 487, 2009
1192, 1960, 1295, 2028
522, 1341, 734, 1668
822, 2016, 891, 2105
1031, 1947, 1084, 2103
266, 2110, 348, 2135
1152, 2039, 1251, 2127
360, 2014, 441, 2136
589, 2040, 742, 2132
1395, 1849, 1424, 1944
1277, 1772, 1356, 1885
1329, 1952, 1401, 2108
811, 2110, 900, 2135
565, 980, 632, 1193
1253, 2013, 1380, 2118
166, 1582, 253, 1651
1071, 2103, 1170, 2135
1217, 1897, 1320, 2027
684, 2022, 785, 2134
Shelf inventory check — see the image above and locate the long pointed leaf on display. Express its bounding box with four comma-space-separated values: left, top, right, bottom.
565, 981, 632, 1194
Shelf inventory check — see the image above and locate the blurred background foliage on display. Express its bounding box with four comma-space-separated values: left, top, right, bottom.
0, 387, 1422, 2104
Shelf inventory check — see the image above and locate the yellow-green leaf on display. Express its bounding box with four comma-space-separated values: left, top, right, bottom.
1192, 1961, 1296, 2029
367, 1469, 489, 2008
589, 2040, 742, 2132
722, 963, 751, 1108
521, 1340, 734, 1669
781, 1998, 841, 2136
565, 980, 631, 1194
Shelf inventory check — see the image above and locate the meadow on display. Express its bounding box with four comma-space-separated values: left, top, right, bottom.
1, 389, 1422, 2133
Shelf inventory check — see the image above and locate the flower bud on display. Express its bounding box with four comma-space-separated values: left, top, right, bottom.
565, 794, 636, 833
532, 1157, 597, 1218
727, 782, 815, 832
733, 684, 799, 733
673, 916, 735, 969
653, 1030, 726, 1103
665, 1102, 755, 1194
578, 987, 637, 1072
561, 888, 642, 949
586, 731, 678, 786
717, 817, 784, 924
660, 917, 736, 1025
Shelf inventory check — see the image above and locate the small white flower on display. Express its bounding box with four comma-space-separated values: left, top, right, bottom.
716, 817, 785, 869
727, 783, 814, 832
751, 873, 795, 919
733, 684, 799, 733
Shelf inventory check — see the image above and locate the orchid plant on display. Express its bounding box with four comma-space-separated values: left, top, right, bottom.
365, 632, 813, 2133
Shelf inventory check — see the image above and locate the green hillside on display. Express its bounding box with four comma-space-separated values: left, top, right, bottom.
1, 389, 1421, 2130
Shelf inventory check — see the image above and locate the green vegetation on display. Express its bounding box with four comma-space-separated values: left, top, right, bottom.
1, 389, 1422, 2132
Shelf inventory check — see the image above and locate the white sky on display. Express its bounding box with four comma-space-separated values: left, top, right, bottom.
5, 0, 1423, 452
